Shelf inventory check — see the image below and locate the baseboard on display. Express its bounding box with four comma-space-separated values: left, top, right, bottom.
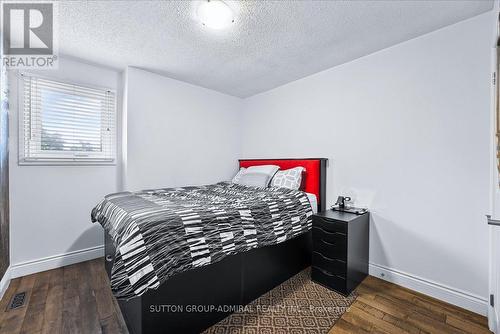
10, 245, 104, 279
0, 267, 11, 301
5, 251, 489, 316
369, 262, 488, 316
488, 305, 498, 333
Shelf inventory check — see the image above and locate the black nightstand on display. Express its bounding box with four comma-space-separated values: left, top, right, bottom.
311, 210, 369, 296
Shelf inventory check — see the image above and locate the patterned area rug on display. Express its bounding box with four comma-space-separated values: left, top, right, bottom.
204, 268, 356, 334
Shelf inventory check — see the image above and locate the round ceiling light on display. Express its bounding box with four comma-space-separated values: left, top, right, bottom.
197, 0, 234, 30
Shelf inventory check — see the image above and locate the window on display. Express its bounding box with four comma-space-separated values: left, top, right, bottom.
20, 74, 116, 164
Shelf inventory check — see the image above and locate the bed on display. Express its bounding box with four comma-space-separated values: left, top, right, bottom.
95, 158, 327, 334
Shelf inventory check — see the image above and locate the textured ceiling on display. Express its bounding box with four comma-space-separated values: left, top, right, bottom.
59, 1, 493, 98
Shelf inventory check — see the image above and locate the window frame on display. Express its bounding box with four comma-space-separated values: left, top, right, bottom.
18, 72, 117, 166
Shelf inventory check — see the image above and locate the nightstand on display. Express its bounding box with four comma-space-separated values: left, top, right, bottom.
311, 210, 369, 295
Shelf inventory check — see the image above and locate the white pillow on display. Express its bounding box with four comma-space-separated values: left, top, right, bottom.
233, 165, 279, 188
231, 167, 246, 183
270, 167, 305, 190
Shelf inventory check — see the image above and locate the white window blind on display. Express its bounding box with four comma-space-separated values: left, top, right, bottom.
20, 74, 116, 164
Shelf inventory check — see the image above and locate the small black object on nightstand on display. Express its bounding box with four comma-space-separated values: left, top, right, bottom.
311, 210, 369, 296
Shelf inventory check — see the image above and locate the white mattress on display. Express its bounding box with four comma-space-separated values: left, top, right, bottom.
305, 192, 318, 214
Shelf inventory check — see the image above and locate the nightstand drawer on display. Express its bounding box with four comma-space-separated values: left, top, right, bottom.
314, 240, 346, 260
313, 216, 346, 234
312, 227, 347, 258
312, 225, 346, 241
312, 251, 346, 276
311, 267, 347, 294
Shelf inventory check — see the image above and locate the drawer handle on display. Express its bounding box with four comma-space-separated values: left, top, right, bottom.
317, 267, 346, 280
313, 226, 346, 237
487, 215, 500, 226
314, 251, 346, 263
321, 239, 336, 246
105, 255, 114, 262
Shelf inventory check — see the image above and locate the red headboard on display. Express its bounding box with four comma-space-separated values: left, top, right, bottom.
238, 158, 328, 212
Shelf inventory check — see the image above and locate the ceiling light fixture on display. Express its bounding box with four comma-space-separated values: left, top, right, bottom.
197, 0, 234, 30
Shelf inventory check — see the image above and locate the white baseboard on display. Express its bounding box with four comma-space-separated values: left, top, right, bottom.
0, 267, 11, 301
10, 245, 104, 279
488, 305, 498, 334
369, 262, 488, 316
4, 250, 489, 316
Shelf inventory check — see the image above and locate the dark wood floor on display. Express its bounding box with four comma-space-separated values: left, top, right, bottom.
0, 259, 127, 334
0, 259, 492, 334
330, 275, 491, 334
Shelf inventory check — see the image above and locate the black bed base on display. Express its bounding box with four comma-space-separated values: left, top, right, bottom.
105, 231, 312, 334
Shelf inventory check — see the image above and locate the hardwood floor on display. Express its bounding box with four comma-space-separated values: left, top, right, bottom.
0, 259, 492, 334
330, 275, 491, 334
0, 259, 127, 334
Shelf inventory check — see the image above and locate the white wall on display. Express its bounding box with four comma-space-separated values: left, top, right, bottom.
240, 13, 493, 313
6, 64, 242, 277
5, 12, 494, 317
8, 57, 122, 275
125, 67, 242, 190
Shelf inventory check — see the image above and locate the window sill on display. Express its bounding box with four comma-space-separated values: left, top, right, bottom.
18, 160, 117, 166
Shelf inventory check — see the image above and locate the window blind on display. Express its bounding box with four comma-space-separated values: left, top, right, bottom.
20, 74, 116, 163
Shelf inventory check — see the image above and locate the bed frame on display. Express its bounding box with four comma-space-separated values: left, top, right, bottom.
104, 158, 328, 334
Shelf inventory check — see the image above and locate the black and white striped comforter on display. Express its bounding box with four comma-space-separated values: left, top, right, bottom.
91, 182, 313, 300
